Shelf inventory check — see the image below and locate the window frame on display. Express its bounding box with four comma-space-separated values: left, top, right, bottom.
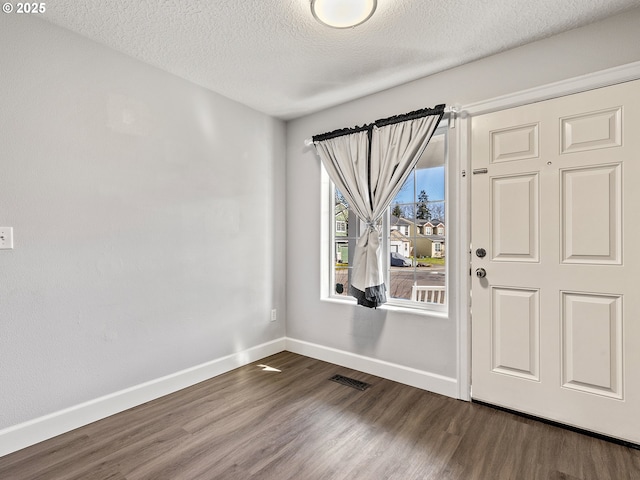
321, 121, 449, 314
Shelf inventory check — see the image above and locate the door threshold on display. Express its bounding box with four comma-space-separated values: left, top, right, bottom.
471, 399, 640, 451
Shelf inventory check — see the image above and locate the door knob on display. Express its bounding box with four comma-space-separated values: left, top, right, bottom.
475, 268, 487, 278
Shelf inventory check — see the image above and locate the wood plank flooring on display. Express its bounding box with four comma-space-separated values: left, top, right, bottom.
1, 351, 639, 479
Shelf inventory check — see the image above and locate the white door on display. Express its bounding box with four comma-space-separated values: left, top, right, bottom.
471, 80, 640, 444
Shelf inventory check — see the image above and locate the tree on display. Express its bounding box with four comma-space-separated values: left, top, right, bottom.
402, 204, 415, 219
430, 202, 445, 221
416, 190, 431, 220
391, 203, 402, 218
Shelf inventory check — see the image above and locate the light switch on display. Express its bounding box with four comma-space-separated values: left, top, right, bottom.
0, 227, 14, 249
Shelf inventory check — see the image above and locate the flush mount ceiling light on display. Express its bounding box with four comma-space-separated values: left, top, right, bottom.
311, 0, 377, 29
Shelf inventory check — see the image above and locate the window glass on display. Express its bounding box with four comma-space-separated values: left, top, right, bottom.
327, 127, 447, 309
333, 189, 358, 297
387, 132, 446, 304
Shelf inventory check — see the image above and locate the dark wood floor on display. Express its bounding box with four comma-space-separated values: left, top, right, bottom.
1, 351, 639, 479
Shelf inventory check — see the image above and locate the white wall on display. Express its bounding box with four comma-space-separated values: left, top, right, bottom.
0, 16, 286, 431
3, 5, 640, 450
285, 9, 640, 390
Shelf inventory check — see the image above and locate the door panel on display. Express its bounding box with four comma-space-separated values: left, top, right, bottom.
491, 286, 540, 380
561, 291, 623, 399
491, 123, 539, 162
491, 173, 539, 261
471, 79, 640, 444
560, 107, 622, 154
561, 164, 621, 264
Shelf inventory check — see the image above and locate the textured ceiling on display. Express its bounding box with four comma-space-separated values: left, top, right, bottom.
40, 0, 640, 119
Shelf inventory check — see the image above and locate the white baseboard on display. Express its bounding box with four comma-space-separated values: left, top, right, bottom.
1, 336, 459, 458
285, 338, 458, 399
0, 337, 287, 457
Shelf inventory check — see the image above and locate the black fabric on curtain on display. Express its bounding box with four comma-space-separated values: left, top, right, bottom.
313, 105, 445, 308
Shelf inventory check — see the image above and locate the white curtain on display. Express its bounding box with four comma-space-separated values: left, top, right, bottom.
313, 105, 444, 307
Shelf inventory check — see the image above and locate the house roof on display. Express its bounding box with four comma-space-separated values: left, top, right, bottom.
390, 229, 410, 242
424, 235, 446, 242
421, 219, 445, 227
390, 215, 414, 226
392, 216, 445, 229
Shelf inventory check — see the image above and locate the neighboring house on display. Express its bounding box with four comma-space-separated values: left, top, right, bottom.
341, 212, 445, 262
418, 219, 445, 257
390, 215, 416, 237
392, 215, 446, 258
417, 234, 446, 258
335, 202, 349, 263
420, 219, 445, 237
390, 229, 412, 258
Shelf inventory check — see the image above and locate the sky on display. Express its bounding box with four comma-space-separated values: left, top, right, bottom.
393, 166, 445, 205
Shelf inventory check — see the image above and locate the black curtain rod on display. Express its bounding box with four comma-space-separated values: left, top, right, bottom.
312, 104, 445, 143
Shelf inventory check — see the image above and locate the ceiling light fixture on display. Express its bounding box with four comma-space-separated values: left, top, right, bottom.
311, 0, 377, 29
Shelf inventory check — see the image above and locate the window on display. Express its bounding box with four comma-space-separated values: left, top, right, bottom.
331, 190, 360, 297
325, 124, 447, 310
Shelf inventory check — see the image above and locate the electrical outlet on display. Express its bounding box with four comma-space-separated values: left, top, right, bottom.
0, 227, 13, 249
270, 309, 277, 322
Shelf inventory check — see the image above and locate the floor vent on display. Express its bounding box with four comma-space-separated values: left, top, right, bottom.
329, 374, 371, 391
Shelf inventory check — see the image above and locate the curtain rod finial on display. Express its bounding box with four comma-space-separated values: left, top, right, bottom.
304, 138, 313, 147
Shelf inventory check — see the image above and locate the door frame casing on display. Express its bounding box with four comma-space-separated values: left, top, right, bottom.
454, 60, 640, 401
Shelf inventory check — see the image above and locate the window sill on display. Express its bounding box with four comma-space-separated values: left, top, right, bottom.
321, 296, 449, 319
